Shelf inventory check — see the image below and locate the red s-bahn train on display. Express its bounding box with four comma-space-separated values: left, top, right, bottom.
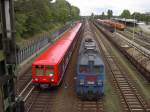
32, 23, 82, 87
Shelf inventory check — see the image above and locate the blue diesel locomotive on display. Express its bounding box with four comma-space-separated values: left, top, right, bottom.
76, 21, 105, 100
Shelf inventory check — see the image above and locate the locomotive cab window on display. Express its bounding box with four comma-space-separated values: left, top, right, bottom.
93, 66, 100, 74
45, 66, 54, 76
36, 65, 44, 76
93, 66, 104, 74
79, 65, 89, 73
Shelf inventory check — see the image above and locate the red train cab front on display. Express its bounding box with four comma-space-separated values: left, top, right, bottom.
31, 23, 82, 87
32, 64, 59, 86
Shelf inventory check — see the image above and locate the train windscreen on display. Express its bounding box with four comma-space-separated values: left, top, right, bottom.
79, 65, 89, 73
45, 66, 54, 76
93, 66, 104, 74
36, 65, 44, 76
79, 65, 104, 74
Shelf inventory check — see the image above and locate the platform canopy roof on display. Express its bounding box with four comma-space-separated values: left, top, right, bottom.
112, 18, 138, 24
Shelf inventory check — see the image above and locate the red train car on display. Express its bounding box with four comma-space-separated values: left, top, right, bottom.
32, 23, 82, 87
98, 19, 126, 31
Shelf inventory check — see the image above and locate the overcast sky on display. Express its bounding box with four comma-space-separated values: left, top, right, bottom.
66, 0, 150, 16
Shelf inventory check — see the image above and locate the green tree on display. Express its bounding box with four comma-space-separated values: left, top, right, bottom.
107, 9, 113, 19
71, 6, 80, 20
101, 12, 105, 19
120, 10, 131, 19
132, 12, 150, 24
53, 0, 71, 24
14, 0, 80, 38
15, 13, 28, 37
132, 12, 141, 21
91, 13, 95, 19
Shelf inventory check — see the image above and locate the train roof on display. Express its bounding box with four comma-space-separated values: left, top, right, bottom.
78, 51, 104, 66
32, 23, 82, 66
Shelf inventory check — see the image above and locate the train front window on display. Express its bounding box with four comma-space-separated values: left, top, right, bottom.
45, 66, 54, 76
93, 66, 99, 74
79, 65, 89, 73
36, 65, 44, 76
93, 66, 104, 74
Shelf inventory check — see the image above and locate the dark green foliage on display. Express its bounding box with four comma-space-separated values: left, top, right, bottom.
71, 6, 80, 20
120, 10, 131, 19
101, 12, 105, 19
15, 13, 27, 37
107, 9, 113, 19
14, 0, 80, 39
94, 10, 113, 19
132, 12, 150, 24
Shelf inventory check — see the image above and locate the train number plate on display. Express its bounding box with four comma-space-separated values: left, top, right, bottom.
87, 81, 94, 85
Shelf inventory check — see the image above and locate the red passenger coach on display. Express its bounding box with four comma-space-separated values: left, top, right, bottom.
32, 23, 82, 87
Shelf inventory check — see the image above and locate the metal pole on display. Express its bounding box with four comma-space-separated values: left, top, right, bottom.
0, 0, 22, 112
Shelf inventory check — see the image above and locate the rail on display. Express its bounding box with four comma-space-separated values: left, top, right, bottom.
94, 20, 150, 82
92, 22, 150, 111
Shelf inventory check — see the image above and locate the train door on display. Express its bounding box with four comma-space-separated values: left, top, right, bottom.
58, 62, 63, 78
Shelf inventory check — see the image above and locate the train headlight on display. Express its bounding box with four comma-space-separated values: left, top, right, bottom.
97, 80, 103, 85
35, 78, 38, 81
51, 78, 54, 82
49, 73, 54, 77
80, 79, 84, 85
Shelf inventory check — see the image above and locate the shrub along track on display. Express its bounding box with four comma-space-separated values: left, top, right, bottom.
92, 22, 150, 112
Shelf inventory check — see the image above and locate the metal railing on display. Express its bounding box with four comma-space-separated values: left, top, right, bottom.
16, 24, 71, 64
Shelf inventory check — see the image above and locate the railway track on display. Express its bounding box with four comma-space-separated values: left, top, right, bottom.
94, 21, 150, 82
117, 30, 150, 50
23, 23, 105, 112
16, 69, 32, 96
25, 89, 57, 112
77, 99, 104, 112
92, 22, 150, 112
